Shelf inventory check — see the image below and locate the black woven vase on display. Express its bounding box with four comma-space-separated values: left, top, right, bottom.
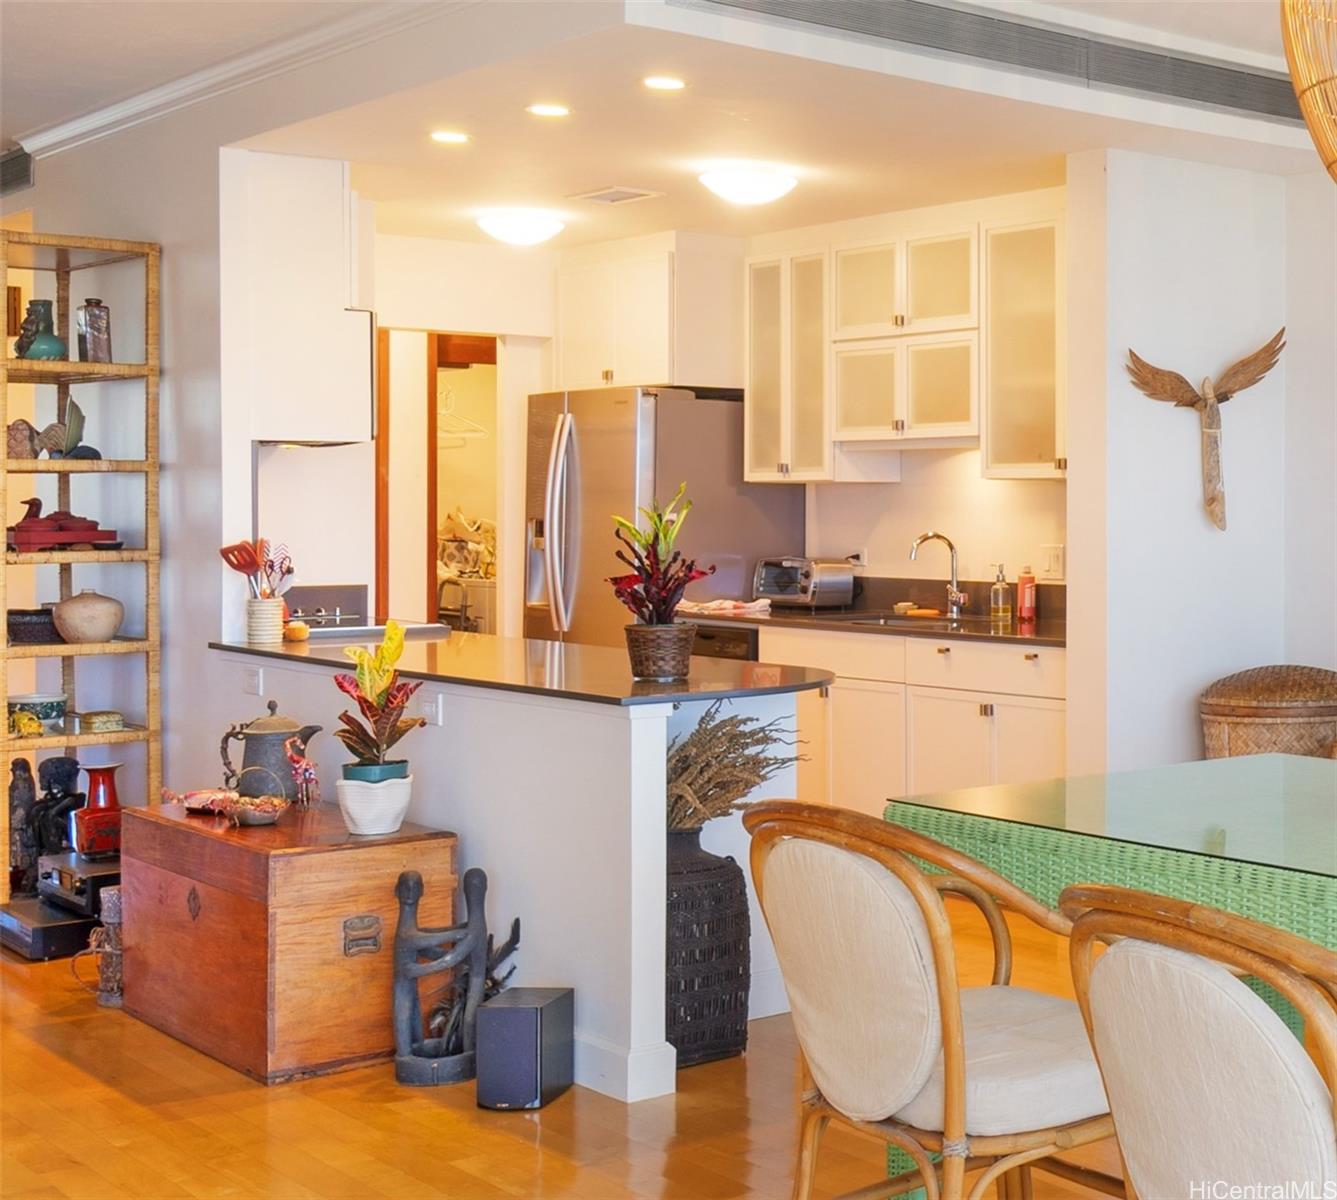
665, 829, 751, 1067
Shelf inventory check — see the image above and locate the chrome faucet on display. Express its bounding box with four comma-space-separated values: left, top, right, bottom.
910, 531, 969, 619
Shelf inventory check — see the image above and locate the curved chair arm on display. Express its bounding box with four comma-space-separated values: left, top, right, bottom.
930, 873, 1012, 985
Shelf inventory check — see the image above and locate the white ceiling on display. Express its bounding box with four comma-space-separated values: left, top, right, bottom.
240, 22, 1312, 249
0, 0, 380, 149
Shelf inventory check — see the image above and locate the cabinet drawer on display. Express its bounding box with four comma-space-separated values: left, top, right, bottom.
905, 638, 1064, 699
759, 627, 905, 683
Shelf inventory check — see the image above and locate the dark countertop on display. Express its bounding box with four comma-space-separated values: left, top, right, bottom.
209, 631, 834, 707
688, 609, 1067, 648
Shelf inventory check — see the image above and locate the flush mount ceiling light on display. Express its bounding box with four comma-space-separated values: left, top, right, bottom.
643, 75, 686, 91
430, 130, 469, 144
698, 161, 798, 206
475, 209, 565, 246
526, 102, 570, 117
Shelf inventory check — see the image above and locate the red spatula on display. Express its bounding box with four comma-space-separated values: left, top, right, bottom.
220, 542, 262, 597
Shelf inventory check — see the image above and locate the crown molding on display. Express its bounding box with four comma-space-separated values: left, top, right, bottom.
18, 1, 470, 159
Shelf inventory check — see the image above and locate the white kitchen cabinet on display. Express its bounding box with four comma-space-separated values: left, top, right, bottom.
982, 217, 1065, 479
832, 227, 976, 341
907, 686, 994, 794
556, 252, 672, 389
241, 153, 374, 443
792, 686, 830, 805
829, 678, 907, 816
744, 250, 831, 481
994, 695, 1066, 786
834, 332, 978, 441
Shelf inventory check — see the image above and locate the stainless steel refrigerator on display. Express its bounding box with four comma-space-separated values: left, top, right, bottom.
524, 387, 805, 646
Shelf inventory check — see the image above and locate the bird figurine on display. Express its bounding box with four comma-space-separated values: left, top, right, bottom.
1126, 328, 1285, 530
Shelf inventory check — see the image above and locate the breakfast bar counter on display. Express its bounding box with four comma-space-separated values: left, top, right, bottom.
209, 631, 828, 1102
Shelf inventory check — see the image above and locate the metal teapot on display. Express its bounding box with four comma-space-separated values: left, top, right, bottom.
221, 700, 321, 801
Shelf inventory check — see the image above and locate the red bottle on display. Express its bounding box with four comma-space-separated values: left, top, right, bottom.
73, 762, 122, 858
1017, 567, 1037, 624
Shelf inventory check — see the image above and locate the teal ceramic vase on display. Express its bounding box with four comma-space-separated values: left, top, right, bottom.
20, 300, 68, 361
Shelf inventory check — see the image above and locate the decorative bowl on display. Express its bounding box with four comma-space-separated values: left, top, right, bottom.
9, 692, 67, 731
7, 607, 64, 645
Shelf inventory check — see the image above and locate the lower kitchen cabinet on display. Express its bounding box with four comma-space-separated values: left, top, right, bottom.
829, 679, 906, 816
792, 685, 830, 805
994, 693, 1066, 785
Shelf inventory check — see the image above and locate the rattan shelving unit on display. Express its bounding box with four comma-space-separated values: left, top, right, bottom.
0, 231, 161, 903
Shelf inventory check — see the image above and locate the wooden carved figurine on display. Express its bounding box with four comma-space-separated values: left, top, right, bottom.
31, 756, 84, 857
1127, 328, 1285, 530
8, 759, 38, 895
284, 736, 319, 807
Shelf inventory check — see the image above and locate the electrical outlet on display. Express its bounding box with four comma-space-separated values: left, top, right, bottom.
846, 548, 869, 568
242, 667, 264, 696
1040, 544, 1066, 581
417, 691, 444, 727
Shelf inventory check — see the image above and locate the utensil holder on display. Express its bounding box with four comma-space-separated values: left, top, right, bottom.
246, 597, 285, 644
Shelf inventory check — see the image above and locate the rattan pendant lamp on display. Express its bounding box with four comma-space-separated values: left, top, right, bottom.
1282, 0, 1337, 181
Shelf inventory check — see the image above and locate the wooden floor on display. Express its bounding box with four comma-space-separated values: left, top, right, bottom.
1, 901, 1120, 1199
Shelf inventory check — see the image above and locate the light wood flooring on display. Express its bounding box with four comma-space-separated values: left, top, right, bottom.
1, 901, 1120, 1199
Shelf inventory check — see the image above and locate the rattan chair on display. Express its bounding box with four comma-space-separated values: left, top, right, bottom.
1061, 885, 1337, 1198
743, 801, 1124, 1200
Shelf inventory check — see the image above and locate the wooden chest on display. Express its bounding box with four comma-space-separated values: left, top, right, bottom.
122, 804, 456, 1084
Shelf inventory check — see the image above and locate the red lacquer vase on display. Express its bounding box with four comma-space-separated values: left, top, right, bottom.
73, 762, 122, 858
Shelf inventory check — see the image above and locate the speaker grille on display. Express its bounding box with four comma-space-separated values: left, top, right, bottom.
685, 0, 1302, 123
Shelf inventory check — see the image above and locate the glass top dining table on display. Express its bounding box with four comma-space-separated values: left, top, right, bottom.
890, 753, 1337, 879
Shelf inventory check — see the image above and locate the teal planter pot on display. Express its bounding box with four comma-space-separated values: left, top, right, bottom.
342, 760, 409, 783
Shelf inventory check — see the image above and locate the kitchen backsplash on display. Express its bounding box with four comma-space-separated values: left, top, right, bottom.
854, 575, 1066, 621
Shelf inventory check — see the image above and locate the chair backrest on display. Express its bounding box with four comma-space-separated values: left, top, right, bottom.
744, 801, 1068, 1128
1062, 885, 1337, 1194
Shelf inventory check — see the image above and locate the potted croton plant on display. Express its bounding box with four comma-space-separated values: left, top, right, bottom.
609, 482, 714, 682
332, 620, 427, 835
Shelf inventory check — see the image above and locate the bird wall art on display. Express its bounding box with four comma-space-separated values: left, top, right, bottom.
1126, 328, 1285, 531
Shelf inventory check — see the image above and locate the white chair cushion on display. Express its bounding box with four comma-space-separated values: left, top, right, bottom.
761, 838, 942, 1122
1089, 939, 1337, 1194
893, 986, 1109, 1136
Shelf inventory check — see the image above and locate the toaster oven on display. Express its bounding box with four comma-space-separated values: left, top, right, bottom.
753, 557, 854, 608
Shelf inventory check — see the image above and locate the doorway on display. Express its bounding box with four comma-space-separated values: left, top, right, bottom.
375, 329, 499, 628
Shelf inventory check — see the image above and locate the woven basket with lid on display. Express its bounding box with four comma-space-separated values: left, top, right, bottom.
1200, 665, 1337, 759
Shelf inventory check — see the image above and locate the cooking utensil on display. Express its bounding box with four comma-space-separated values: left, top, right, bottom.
220, 542, 262, 597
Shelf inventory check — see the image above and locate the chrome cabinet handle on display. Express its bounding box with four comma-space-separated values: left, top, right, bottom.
979, 703, 995, 717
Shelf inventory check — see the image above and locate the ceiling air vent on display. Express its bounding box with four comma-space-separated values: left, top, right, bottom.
1, 149, 34, 196
569, 185, 664, 205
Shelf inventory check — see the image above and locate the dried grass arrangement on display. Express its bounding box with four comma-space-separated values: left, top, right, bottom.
666, 701, 797, 832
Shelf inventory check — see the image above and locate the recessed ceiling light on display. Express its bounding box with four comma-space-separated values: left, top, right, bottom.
430, 130, 469, 144
476, 209, 566, 246
526, 103, 570, 118
643, 75, 686, 91
698, 161, 798, 206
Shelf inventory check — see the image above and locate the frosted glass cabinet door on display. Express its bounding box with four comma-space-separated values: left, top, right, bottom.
904, 333, 977, 436
833, 242, 897, 339
834, 343, 898, 437
746, 259, 784, 479
983, 221, 1062, 477
904, 230, 976, 334
787, 252, 829, 477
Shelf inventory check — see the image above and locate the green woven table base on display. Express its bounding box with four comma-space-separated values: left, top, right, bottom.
880, 800, 1337, 1188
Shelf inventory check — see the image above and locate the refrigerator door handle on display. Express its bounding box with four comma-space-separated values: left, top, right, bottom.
542, 413, 569, 632
557, 413, 578, 632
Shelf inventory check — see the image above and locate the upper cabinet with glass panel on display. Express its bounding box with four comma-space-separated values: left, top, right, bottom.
832, 227, 977, 340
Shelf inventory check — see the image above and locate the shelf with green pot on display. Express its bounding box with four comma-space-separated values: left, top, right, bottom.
332, 620, 427, 836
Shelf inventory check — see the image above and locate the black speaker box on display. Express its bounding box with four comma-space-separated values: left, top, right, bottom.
476, 987, 574, 1110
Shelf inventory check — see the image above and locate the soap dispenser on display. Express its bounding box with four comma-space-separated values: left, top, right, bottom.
989, 564, 1012, 624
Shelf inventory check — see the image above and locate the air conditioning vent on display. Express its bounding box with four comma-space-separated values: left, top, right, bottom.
1, 149, 34, 196
684, 0, 1302, 123
569, 185, 664, 205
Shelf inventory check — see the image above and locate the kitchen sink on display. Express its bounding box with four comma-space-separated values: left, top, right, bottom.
847, 615, 997, 631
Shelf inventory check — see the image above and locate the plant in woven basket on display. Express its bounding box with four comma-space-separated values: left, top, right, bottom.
608, 482, 715, 625
332, 620, 426, 767
666, 701, 798, 832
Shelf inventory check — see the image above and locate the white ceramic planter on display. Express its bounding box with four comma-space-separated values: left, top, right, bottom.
336, 774, 413, 836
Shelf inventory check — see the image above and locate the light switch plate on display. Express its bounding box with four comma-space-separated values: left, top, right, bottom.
242, 666, 264, 696
1040, 544, 1066, 581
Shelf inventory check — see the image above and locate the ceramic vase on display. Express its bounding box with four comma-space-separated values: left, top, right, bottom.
19, 300, 68, 361
336, 774, 412, 836
52, 589, 124, 643
246, 597, 285, 644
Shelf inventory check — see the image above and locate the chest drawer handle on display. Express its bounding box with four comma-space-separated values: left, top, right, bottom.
343, 914, 383, 957
186, 886, 202, 921
937, 646, 951, 655
1024, 652, 1040, 661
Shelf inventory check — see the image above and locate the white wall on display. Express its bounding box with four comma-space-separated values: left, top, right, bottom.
1283, 172, 1337, 670
806, 451, 1066, 581
1068, 150, 1291, 772
388, 330, 429, 623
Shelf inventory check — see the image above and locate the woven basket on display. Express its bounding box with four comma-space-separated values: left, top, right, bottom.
665, 830, 750, 1067
625, 622, 696, 682
1200, 665, 1337, 759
